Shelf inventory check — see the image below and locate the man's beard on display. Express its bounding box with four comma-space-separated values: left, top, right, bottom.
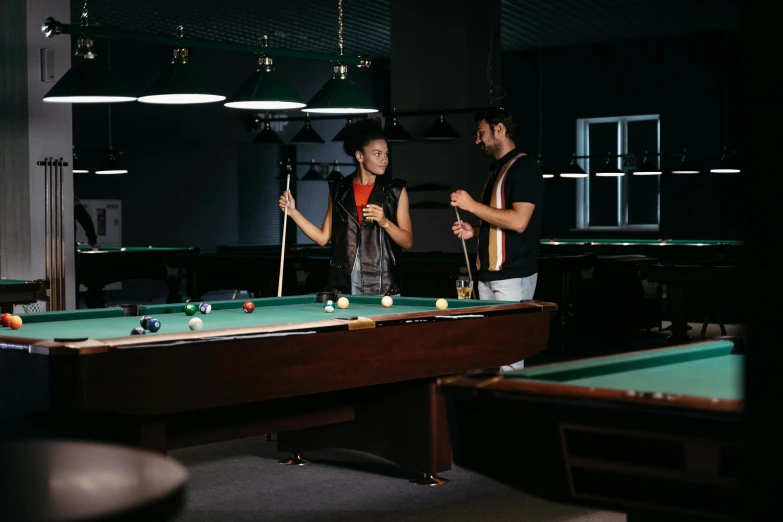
480, 142, 497, 157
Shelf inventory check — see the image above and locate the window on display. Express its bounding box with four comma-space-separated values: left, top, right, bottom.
575, 115, 660, 231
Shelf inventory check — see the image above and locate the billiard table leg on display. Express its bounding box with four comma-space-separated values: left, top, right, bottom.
276, 379, 452, 484
665, 281, 691, 345
279, 452, 310, 466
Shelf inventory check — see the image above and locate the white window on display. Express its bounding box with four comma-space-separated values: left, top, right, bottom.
575, 115, 661, 231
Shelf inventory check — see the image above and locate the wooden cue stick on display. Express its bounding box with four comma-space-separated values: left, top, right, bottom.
454, 207, 474, 298
278, 174, 291, 297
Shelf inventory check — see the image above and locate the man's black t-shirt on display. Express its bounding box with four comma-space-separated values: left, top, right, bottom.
476, 149, 544, 282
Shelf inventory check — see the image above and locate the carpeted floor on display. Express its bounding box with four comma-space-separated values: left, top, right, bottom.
169, 435, 625, 522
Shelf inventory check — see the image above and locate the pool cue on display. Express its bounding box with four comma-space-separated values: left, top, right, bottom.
278, 174, 291, 297
454, 207, 474, 298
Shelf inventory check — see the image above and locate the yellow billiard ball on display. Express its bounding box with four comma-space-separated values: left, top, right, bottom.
435, 298, 448, 310
337, 296, 350, 309
381, 295, 393, 308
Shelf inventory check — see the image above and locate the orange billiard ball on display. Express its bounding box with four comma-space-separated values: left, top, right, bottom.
9, 315, 23, 330
243, 301, 255, 313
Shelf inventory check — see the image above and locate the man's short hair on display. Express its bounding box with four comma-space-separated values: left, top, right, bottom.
474, 107, 516, 141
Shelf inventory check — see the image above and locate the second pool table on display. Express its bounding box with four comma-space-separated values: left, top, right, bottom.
0, 294, 556, 484
442, 339, 743, 519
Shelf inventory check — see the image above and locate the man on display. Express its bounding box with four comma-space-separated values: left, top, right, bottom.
450, 107, 544, 370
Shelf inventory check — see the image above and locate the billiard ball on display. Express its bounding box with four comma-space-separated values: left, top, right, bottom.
435, 298, 448, 310
130, 327, 146, 335
243, 301, 255, 313
337, 297, 350, 309
184, 303, 198, 316
323, 300, 335, 313
140, 315, 152, 329
0, 312, 11, 327
188, 317, 203, 331
199, 302, 212, 314
381, 295, 393, 308
146, 318, 161, 333
9, 316, 22, 330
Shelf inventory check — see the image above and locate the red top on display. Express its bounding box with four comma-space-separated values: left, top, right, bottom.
353, 181, 374, 225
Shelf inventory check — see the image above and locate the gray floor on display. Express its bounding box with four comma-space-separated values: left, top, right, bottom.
164, 321, 742, 522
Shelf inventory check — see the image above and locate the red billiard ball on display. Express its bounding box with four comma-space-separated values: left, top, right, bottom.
0, 313, 11, 327
243, 301, 255, 313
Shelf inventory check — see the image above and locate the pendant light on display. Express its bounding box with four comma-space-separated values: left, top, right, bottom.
138, 25, 225, 105
384, 108, 413, 142
332, 119, 354, 142
291, 113, 326, 143
72, 147, 89, 173
422, 107, 460, 140
538, 155, 554, 178
301, 160, 325, 181
534, 50, 553, 178
326, 161, 343, 182
95, 105, 127, 174
672, 149, 699, 174
561, 153, 587, 178
633, 150, 662, 175
225, 36, 305, 110
596, 153, 623, 177
253, 117, 285, 144
43, 3, 136, 103
304, 0, 377, 114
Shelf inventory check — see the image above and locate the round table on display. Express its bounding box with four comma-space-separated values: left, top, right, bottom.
0, 440, 187, 522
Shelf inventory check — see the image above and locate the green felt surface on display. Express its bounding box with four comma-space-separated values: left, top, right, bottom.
0, 280, 29, 285
507, 340, 743, 400
76, 246, 191, 252
10, 295, 508, 341
540, 238, 743, 245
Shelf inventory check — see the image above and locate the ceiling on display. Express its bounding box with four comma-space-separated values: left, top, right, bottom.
70, 0, 740, 59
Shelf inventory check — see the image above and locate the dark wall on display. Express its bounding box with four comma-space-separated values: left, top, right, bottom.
73, 38, 380, 252
501, 29, 743, 240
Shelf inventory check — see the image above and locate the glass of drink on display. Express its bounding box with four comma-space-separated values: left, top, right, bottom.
456, 279, 474, 299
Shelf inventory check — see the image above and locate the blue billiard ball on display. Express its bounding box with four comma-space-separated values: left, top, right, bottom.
199, 302, 212, 314
130, 327, 146, 335
140, 315, 152, 329
146, 318, 161, 332
323, 300, 335, 313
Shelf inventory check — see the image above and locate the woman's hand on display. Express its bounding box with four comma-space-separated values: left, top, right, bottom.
363, 203, 387, 227
279, 191, 296, 213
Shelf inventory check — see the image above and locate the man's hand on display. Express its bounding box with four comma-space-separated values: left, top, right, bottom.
452, 221, 475, 240
450, 190, 477, 213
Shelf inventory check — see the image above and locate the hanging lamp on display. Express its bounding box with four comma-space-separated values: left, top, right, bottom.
332, 119, 354, 142
253, 118, 285, 144
422, 107, 459, 140
596, 153, 623, 177
301, 160, 325, 181
43, 2, 136, 104
225, 36, 305, 110
561, 153, 587, 178
384, 108, 413, 142
304, 0, 377, 114
633, 150, 662, 175
672, 148, 699, 174
326, 161, 343, 182
138, 25, 225, 104
95, 105, 127, 174
291, 114, 326, 143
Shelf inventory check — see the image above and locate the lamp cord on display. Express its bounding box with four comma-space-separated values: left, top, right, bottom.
338, 0, 343, 56
486, 2, 506, 107
538, 47, 543, 156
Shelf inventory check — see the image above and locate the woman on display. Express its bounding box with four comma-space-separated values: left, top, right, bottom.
279, 118, 413, 295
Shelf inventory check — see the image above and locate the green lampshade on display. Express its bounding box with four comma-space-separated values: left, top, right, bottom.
138, 59, 225, 105
291, 114, 325, 143
43, 58, 136, 103
225, 67, 305, 110
305, 64, 377, 114
422, 116, 460, 140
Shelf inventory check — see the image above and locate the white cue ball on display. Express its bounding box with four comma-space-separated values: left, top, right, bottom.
435, 298, 448, 310
381, 295, 393, 308
337, 296, 350, 309
188, 317, 203, 331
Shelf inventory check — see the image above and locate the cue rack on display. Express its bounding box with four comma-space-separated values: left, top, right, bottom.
37, 157, 67, 311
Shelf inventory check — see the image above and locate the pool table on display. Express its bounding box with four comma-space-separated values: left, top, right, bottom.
0, 294, 556, 484
441, 339, 743, 520
77, 245, 199, 308
0, 278, 49, 313
539, 238, 743, 260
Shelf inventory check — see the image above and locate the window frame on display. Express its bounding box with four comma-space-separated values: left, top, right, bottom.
575, 114, 661, 231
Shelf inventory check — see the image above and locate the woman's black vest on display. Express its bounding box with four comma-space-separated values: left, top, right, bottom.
326, 173, 407, 295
